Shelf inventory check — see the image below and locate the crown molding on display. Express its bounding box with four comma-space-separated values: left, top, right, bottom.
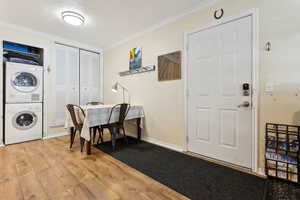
0, 21, 103, 52
104, 0, 223, 51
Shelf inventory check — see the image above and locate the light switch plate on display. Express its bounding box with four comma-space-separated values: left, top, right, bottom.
265, 81, 274, 93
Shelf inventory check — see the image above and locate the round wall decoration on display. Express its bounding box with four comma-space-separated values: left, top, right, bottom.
214, 9, 224, 20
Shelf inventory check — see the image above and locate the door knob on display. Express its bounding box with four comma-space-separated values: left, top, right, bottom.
238, 101, 250, 108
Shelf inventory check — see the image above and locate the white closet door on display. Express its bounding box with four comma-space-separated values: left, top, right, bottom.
54, 44, 79, 125
80, 50, 101, 105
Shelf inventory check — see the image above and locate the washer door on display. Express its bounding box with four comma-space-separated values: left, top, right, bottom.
13, 111, 38, 130
11, 72, 39, 93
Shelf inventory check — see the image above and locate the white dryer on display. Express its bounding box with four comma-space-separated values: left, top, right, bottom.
5, 62, 43, 103
5, 103, 43, 145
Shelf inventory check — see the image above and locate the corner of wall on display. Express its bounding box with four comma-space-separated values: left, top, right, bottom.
257, 168, 266, 177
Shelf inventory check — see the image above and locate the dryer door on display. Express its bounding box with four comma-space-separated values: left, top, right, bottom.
5, 62, 43, 103
11, 72, 39, 93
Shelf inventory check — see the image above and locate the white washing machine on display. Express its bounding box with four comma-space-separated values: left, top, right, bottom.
5, 103, 43, 145
5, 62, 43, 103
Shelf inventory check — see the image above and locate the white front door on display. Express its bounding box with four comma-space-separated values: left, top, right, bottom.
187, 16, 253, 168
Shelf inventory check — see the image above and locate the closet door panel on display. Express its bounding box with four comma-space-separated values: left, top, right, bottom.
80, 50, 101, 105
54, 46, 67, 125
53, 44, 79, 126
90, 54, 101, 101
67, 48, 80, 104
79, 50, 90, 105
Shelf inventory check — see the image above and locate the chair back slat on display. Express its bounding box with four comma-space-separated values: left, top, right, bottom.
107, 103, 130, 124
119, 103, 130, 123
66, 104, 85, 130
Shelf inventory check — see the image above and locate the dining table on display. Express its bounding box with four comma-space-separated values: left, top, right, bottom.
65, 104, 145, 155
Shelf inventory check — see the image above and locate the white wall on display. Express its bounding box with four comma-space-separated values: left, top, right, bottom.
0, 23, 102, 145
103, 0, 300, 170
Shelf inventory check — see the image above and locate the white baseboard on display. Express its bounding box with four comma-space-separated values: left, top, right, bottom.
43, 132, 69, 140
126, 132, 184, 152
0, 132, 69, 145
257, 168, 266, 177
48, 122, 64, 128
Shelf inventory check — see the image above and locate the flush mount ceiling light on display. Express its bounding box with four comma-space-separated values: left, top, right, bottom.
62, 11, 85, 26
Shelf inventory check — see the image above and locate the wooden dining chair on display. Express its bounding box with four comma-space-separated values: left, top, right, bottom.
66, 104, 102, 152
97, 103, 130, 151
66, 104, 86, 152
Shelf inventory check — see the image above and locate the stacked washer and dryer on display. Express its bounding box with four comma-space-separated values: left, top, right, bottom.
3, 41, 44, 145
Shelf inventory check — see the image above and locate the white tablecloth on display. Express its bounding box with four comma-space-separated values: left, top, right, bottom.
65, 104, 145, 141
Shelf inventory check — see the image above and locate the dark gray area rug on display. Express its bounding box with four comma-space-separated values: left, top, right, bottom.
95, 137, 267, 200
266, 179, 300, 200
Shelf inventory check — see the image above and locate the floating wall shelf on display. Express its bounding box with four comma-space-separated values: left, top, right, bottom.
119, 65, 155, 76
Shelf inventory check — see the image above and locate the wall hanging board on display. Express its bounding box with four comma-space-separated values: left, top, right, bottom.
158, 51, 181, 81
119, 65, 155, 76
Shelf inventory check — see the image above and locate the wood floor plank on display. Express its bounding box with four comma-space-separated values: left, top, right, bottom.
23, 143, 50, 173
38, 141, 63, 166
36, 167, 69, 200
0, 136, 189, 200
67, 182, 97, 200
82, 177, 121, 200
10, 144, 34, 177
18, 172, 48, 200
0, 179, 24, 200
0, 148, 18, 183
51, 162, 80, 189
63, 159, 96, 183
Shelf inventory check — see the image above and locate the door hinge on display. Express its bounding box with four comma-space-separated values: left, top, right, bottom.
186, 89, 190, 97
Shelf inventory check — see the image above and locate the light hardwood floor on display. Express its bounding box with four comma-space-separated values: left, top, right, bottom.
0, 135, 189, 200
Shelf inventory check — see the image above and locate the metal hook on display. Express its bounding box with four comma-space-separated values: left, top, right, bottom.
214, 8, 224, 20
265, 42, 271, 51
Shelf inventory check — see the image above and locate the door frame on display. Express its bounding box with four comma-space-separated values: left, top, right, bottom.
183, 9, 259, 172
0, 38, 3, 146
